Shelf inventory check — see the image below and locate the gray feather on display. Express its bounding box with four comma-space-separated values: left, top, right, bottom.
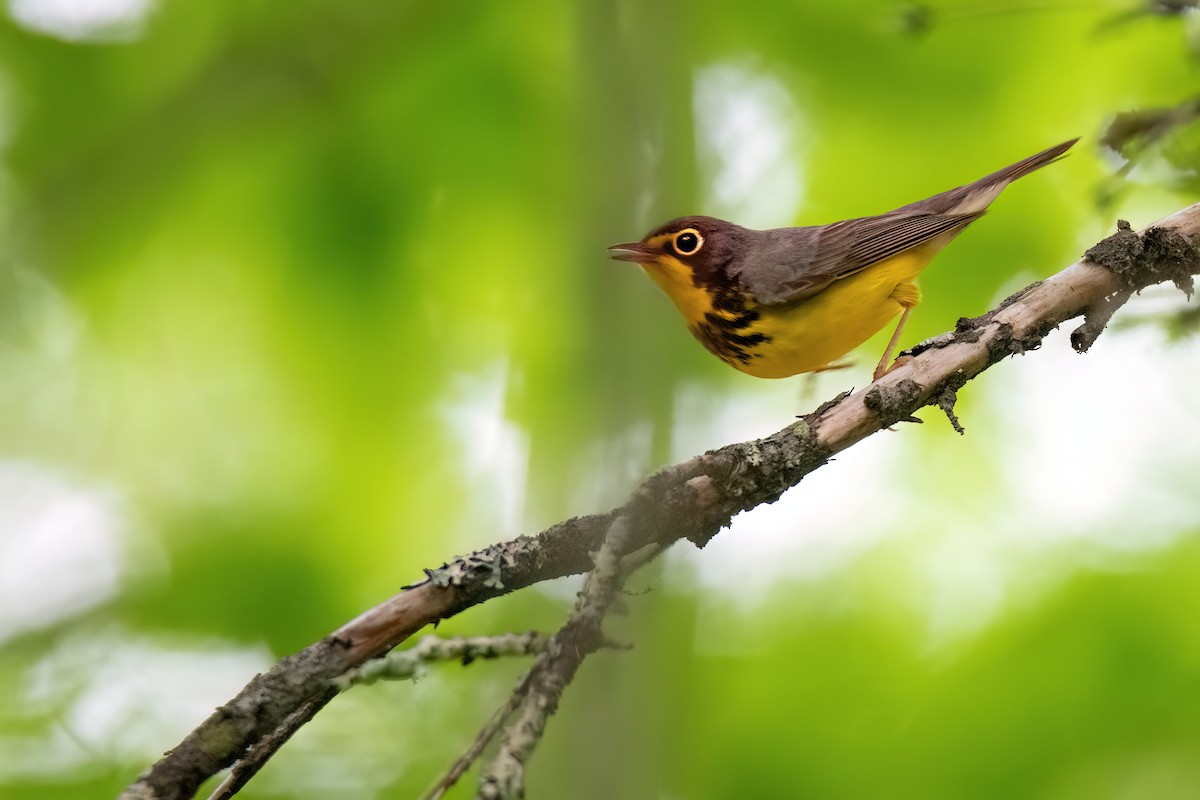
733, 138, 1077, 306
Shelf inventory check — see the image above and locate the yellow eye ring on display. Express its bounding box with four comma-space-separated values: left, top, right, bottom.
673, 228, 704, 256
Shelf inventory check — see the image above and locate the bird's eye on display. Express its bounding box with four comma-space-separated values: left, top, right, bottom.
672, 229, 703, 256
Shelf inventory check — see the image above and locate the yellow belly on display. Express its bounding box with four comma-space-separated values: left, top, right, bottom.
743, 249, 933, 378
646, 247, 938, 379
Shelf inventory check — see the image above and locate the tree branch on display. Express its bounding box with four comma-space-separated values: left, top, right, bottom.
474, 517, 645, 799
120, 203, 1200, 800
339, 632, 551, 688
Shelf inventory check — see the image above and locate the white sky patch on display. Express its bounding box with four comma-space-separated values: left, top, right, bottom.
566, 419, 655, 521
0, 462, 135, 644
6, 629, 272, 780
439, 361, 529, 540
915, 322, 1200, 648
693, 62, 806, 228
668, 377, 904, 611
990, 321, 1200, 549
8, 0, 154, 43
7, 628, 496, 792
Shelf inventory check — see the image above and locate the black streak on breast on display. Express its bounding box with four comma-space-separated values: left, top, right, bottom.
688, 282, 773, 365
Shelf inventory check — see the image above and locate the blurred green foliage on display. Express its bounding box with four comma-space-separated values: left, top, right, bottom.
0, 0, 1198, 798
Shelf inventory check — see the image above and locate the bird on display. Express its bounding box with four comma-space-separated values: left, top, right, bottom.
608, 138, 1076, 381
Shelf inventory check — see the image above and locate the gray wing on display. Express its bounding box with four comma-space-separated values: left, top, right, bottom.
732, 138, 1076, 306
732, 211, 983, 306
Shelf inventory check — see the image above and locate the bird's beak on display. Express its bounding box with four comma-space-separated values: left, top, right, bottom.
607, 242, 655, 263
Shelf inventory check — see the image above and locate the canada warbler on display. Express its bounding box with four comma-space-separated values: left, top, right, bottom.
609, 139, 1076, 380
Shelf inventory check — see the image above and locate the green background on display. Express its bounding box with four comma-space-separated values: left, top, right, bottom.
1, 1, 1198, 798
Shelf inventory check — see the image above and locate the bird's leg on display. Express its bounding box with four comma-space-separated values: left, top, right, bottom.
873, 308, 910, 381
812, 360, 854, 373
874, 283, 921, 381
798, 360, 855, 402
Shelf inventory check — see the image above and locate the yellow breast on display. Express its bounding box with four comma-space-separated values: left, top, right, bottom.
643, 247, 939, 379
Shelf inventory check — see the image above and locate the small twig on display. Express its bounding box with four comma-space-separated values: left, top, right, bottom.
206, 693, 334, 800
475, 518, 642, 800
423, 669, 539, 800
1113, 302, 1200, 339
338, 633, 549, 689
423, 626, 638, 797
421, 555, 646, 800
935, 370, 969, 434
1071, 287, 1135, 352
1098, 96, 1200, 163
1074, 219, 1197, 350
898, 0, 1090, 36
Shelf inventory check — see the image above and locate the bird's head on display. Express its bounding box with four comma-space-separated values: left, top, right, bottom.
608, 216, 747, 289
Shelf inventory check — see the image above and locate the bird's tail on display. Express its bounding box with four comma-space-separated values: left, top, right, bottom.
974, 137, 1079, 190
904, 137, 1079, 215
